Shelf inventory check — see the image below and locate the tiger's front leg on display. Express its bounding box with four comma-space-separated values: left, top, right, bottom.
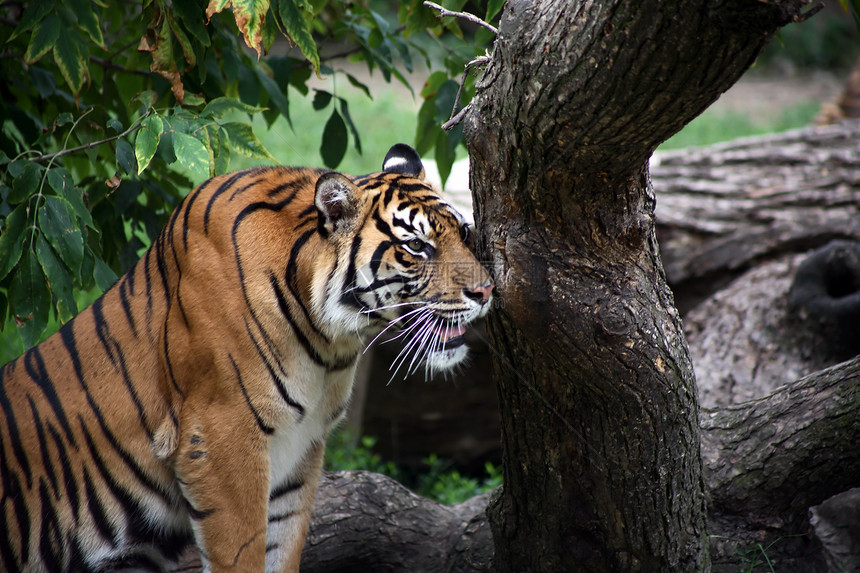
265, 439, 327, 572
174, 411, 272, 572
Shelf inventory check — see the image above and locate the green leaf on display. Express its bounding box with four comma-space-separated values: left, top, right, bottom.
135, 114, 163, 174
254, 65, 289, 119
166, 10, 195, 66
173, 131, 211, 178
29, 66, 57, 97
221, 122, 277, 161
9, 0, 55, 41
414, 97, 440, 156
345, 73, 373, 100
208, 124, 231, 175
35, 233, 77, 322
0, 205, 29, 281
175, 1, 211, 46
116, 139, 136, 174
434, 129, 456, 185
67, 0, 106, 48
107, 118, 123, 132
201, 96, 267, 118
133, 90, 159, 110
46, 168, 93, 228
275, 0, 321, 74
339, 98, 362, 155
218, 0, 270, 58
10, 249, 51, 348
52, 27, 86, 95
39, 196, 84, 278
421, 70, 450, 98
93, 256, 118, 291
312, 90, 332, 110
435, 79, 460, 124
320, 109, 347, 169
24, 13, 60, 64
8, 162, 45, 204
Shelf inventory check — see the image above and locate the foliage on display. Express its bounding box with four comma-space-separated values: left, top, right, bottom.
415, 453, 502, 505
0, 0, 496, 350
325, 431, 502, 505
760, 4, 859, 70
324, 431, 402, 479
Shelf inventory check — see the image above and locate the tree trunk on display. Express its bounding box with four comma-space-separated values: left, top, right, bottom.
463, 0, 813, 571
166, 125, 860, 573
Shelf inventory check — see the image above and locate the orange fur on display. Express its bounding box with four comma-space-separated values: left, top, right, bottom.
0, 145, 492, 572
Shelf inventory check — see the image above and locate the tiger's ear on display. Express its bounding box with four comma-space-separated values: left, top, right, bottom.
315, 172, 360, 236
382, 143, 426, 180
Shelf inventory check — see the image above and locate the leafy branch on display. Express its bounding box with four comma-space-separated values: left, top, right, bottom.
0, 109, 154, 168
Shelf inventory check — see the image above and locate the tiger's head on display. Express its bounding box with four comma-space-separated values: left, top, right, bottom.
312, 144, 493, 377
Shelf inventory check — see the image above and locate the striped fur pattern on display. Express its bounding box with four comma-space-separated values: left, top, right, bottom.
0, 144, 493, 572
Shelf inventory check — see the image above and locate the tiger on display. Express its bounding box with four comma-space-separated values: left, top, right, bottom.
0, 143, 494, 572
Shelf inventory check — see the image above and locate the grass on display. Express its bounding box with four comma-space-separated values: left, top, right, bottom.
232, 74, 422, 177
660, 100, 821, 151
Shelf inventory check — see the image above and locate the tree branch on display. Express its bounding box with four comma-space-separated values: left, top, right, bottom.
423, 2, 498, 34
170, 471, 494, 573
701, 355, 860, 571
0, 109, 153, 168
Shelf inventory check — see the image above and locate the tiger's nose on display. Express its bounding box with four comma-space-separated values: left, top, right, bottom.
464, 281, 494, 304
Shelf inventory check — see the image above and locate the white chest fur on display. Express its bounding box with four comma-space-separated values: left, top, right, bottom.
267, 364, 356, 492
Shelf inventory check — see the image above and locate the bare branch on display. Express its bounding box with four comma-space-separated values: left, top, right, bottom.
423, 1, 498, 34
442, 55, 491, 131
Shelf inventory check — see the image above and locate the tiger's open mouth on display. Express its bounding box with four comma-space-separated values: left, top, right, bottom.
431, 323, 467, 349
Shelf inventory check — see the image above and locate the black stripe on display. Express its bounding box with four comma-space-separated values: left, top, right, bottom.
228, 355, 275, 435
270, 274, 326, 368
0, 360, 32, 488
202, 171, 247, 234
267, 176, 305, 198
383, 184, 397, 205
161, 321, 184, 398
27, 396, 60, 497
368, 241, 393, 276
0, 438, 30, 565
244, 319, 306, 420
78, 421, 179, 542
269, 478, 303, 501
143, 246, 155, 322
38, 479, 63, 573
23, 343, 77, 447
284, 228, 329, 343
61, 330, 174, 506
181, 176, 219, 250
339, 235, 364, 310
268, 511, 296, 523
83, 467, 118, 546
186, 499, 216, 521
47, 425, 80, 521
92, 298, 153, 439
118, 278, 138, 337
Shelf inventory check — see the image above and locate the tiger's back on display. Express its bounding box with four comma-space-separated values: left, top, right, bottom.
0, 144, 493, 572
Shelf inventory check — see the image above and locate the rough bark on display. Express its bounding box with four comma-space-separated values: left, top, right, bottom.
171, 471, 494, 573
461, 1, 814, 571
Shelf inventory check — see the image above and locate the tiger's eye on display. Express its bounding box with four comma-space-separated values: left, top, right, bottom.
406, 238, 425, 253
